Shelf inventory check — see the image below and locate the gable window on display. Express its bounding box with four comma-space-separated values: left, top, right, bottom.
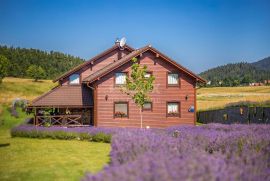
143, 102, 152, 111
115, 72, 127, 85
167, 102, 180, 117
167, 73, 179, 86
69, 74, 80, 84
144, 72, 152, 78
114, 102, 128, 118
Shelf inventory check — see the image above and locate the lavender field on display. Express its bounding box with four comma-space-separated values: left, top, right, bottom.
82, 124, 270, 181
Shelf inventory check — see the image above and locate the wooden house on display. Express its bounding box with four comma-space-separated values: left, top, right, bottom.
29, 41, 205, 128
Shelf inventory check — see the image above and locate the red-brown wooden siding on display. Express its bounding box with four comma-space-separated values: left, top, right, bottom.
95, 51, 196, 128
61, 49, 130, 85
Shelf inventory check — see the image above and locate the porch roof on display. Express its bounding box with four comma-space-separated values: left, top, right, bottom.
31, 85, 93, 107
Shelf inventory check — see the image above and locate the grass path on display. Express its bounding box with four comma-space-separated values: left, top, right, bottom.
0, 105, 110, 181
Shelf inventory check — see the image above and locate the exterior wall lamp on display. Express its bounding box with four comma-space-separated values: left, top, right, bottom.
185, 95, 189, 101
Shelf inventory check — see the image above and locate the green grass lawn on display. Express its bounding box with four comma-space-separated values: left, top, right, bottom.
0, 105, 110, 181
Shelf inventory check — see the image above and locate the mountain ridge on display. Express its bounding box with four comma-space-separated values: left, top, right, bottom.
199, 56, 270, 86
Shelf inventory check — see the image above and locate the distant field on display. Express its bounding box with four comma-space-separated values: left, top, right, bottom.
0, 77, 56, 104
197, 86, 270, 111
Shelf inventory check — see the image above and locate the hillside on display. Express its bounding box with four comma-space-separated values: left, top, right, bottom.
199, 57, 270, 86
252, 56, 270, 71
0, 77, 57, 104
0, 45, 84, 79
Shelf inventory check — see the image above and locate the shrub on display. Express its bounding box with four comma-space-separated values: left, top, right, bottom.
92, 133, 112, 143
11, 125, 113, 143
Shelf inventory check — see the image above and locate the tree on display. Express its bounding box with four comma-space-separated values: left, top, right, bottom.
26, 65, 46, 82
0, 55, 9, 83
241, 75, 252, 85
122, 58, 155, 128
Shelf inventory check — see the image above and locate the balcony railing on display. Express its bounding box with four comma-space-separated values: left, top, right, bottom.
35, 115, 85, 126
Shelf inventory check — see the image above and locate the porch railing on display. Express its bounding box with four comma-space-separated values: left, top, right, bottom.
35, 115, 84, 126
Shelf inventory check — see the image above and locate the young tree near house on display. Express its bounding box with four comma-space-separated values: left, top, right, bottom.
26, 65, 46, 82
0, 55, 9, 83
122, 58, 155, 128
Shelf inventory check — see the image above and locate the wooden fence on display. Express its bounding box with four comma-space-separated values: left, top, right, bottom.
197, 106, 270, 124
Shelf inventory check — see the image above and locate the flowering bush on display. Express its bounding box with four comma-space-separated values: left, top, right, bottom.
83, 124, 270, 181
11, 125, 114, 143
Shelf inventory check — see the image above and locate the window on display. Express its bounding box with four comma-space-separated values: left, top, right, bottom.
114, 102, 128, 118
144, 72, 152, 78
69, 74, 80, 84
167, 73, 179, 86
115, 72, 127, 85
143, 102, 152, 111
167, 102, 180, 117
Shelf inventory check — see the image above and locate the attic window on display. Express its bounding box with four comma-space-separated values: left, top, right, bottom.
69, 74, 80, 84
144, 72, 152, 78
167, 73, 179, 86
115, 72, 127, 85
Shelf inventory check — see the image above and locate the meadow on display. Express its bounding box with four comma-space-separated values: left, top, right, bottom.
197, 86, 270, 110
0, 77, 56, 104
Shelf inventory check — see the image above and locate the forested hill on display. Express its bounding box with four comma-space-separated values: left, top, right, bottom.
0, 45, 84, 79
251, 57, 270, 71
199, 57, 270, 86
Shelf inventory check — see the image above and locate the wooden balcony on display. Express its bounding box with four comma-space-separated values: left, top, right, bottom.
35, 115, 89, 126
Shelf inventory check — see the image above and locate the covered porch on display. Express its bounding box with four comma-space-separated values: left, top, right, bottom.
28, 85, 94, 126
28, 106, 93, 126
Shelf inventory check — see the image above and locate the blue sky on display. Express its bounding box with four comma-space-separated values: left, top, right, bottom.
0, 0, 270, 73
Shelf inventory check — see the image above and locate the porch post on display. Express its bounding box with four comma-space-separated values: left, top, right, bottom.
34, 108, 37, 126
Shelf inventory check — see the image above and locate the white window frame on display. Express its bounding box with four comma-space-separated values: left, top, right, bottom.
167, 102, 180, 117
115, 72, 127, 85
167, 73, 179, 86
144, 72, 152, 78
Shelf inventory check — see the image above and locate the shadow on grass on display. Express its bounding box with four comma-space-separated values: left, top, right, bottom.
0, 143, 10, 147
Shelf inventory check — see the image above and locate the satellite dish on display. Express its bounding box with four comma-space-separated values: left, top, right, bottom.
119, 37, 126, 48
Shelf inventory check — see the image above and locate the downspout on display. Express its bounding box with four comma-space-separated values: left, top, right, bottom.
86, 81, 96, 126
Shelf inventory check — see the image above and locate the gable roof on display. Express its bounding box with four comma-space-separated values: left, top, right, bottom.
53, 44, 134, 83
31, 85, 93, 107
83, 45, 206, 83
